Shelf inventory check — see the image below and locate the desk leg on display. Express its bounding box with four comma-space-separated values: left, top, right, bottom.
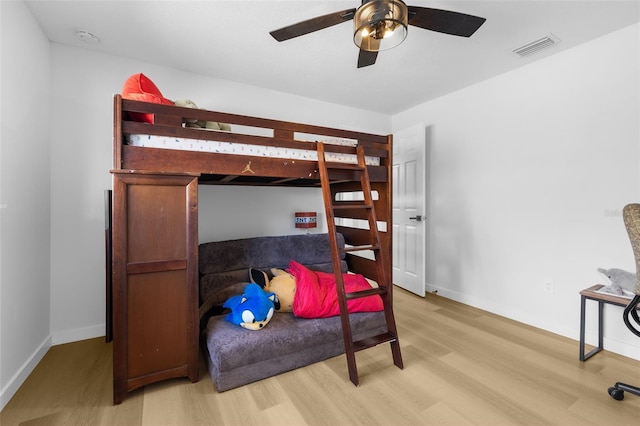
580, 295, 586, 361
580, 296, 604, 361
597, 300, 604, 349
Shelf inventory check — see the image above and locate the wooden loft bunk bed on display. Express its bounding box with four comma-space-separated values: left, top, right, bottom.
113, 95, 390, 185
109, 94, 402, 403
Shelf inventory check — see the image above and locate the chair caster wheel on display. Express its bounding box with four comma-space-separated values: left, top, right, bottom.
608, 386, 624, 401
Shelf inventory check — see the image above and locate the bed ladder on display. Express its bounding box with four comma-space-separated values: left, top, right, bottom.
317, 142, 403, 386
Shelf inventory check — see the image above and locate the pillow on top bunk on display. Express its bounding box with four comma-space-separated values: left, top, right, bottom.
121, 73, 173, 123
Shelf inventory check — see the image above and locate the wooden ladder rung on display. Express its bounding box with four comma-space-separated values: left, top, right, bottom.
345, 286, 387, 300
332, 201, 373, 210
326, 162, 365, 171
353, 332, 398, 352
340, 244, 380, 253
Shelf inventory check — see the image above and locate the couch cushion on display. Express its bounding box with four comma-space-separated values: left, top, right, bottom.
199, 233, 344, 275
198, 233, 347, 305
204, 310, 387, 391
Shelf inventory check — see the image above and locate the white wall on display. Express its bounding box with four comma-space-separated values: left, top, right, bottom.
393, 23, 640, 359
0, 0, 52, 409
199, 186, 328, 242
47, 44, 391, 345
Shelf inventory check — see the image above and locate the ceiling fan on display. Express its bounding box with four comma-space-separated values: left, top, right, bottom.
270, 0, 486, 68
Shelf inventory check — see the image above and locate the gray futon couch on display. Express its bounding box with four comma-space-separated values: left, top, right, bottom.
199, 233, 387, 391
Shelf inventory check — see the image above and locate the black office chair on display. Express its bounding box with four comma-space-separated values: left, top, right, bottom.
608, 203, 640, 401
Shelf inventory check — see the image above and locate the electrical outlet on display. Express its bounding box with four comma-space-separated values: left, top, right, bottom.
544, 281, 555, 293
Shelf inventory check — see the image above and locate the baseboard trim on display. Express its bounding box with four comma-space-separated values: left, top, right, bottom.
0, 334, 52, 411
604, 337, 640, 360
52, 324, 105, 345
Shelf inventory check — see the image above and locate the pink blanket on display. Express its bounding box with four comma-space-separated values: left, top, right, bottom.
287, 260, 383, 318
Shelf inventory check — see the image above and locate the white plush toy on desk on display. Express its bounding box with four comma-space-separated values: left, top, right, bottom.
597, 267, 636, 297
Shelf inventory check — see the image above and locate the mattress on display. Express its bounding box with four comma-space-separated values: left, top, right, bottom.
126, 133, 380, 166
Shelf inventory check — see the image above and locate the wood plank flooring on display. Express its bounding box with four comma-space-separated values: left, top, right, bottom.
2, 288, 639, 425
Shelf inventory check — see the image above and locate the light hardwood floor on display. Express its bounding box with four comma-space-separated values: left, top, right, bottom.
2, 288, 639, 425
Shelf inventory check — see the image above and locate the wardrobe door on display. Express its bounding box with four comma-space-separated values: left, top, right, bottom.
111, 171, 199, 404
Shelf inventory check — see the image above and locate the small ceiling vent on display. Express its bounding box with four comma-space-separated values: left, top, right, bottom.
513, 34, 560, 57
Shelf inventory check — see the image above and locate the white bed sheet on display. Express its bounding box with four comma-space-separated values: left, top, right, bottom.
126, 134, 380, 166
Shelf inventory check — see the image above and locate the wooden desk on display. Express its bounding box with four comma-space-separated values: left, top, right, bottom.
579, 284, 631, 361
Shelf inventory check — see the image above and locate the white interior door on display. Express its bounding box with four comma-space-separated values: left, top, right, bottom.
392, 124, 426, 297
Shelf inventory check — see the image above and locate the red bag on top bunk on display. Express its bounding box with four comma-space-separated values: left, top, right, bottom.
287, 260, 383, 319
121, 73, 173, 123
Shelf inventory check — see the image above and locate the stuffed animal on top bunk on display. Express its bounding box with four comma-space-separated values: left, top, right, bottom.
250, 268, 296, 312
597, 267, 636, 296
222, 283, 278, 330
173, 99, 232, 131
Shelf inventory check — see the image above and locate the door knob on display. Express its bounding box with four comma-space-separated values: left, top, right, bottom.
409, 215, 424, 222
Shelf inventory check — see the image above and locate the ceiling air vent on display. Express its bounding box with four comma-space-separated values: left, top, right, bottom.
513, 34, 560, 57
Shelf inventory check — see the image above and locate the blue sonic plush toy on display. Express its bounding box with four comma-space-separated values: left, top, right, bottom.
223, 283, 278, 330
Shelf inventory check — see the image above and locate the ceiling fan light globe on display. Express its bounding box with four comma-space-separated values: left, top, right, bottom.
353, 0, 408, 52
383, 27, 395, 39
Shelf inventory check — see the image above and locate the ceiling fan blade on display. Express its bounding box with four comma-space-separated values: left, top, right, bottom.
407, 6, 486, 37
270, 8, 356, 42
357, 49, 378, 68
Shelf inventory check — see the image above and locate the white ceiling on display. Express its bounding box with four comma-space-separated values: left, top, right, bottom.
25, 0, 640, 114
